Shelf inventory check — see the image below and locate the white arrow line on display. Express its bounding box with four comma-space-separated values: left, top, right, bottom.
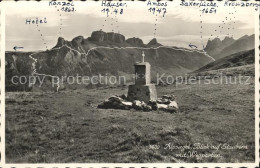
29, 44, 215, 79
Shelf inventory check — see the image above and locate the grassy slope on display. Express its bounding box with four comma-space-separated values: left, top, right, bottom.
195, 49, 254, 73
6, 68, 255, 163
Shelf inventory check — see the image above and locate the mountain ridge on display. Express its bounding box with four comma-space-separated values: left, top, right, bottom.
205, 34, 254, 60
6, 30, 215, 91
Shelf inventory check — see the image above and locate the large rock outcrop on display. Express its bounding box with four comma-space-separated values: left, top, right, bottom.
54, 37, 66, 48
89, 31, 107, 42
147, 38, 162, 46
90, 31, 125, 43
107, 32, 125, 43
204, 38, 223, 56
126, 37, 144, 47
72, 36, 84, 46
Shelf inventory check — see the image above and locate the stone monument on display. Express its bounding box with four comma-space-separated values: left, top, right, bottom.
127, 51, 157, 103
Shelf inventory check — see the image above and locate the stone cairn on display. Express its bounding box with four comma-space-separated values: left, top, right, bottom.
98, 51, 179, 113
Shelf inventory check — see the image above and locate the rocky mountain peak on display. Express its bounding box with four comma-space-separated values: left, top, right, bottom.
239, 35, 249, 40
55, 37, 66, 47
90, 30, 107, 42
205, 34, 254, 60
147, 38, 161, 46
222, 36, 235, 46
89, 30, 125, 43
126, 37, 144, 46
205, 36, 234, 53
107, 32, 125, 43
72, 36, 84, 46
208, 37, 221, 46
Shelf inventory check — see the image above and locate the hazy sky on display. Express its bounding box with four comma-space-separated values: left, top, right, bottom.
4, 1, 256, 51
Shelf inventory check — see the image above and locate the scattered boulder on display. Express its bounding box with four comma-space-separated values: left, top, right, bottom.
148, 100, 158, 110
157, 95, 175, 104
98, 95, 133, 110
119, 94, 127, 100
168, 100, 178, 109
143, 104, 152, 112
122, 101, 133, 110
157, 103, 168, 110
97, 94, 179, 113
162, 95, 176, 101
133, 100, 152, 111
133, 100, 143, 110
157, 98, 171, 104
157, 95, 179, 113
168, 100, 179, 113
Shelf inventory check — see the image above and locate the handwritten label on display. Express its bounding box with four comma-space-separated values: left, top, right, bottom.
25, 17, 47, 24
147, 0, 167, 17
224, 1, 259, 11
101, 1, 127, 17
180, 1, 217, 14
201, 8, 217, 14
49, 1, 76, 12
180, 1, 217, 8
149, 143, 249, 160
101, 1, 127, 8
180, 1, 260, 13
49, 1, 74, 6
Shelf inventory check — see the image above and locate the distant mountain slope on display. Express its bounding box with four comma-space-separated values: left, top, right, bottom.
195, 49, 254, 72
205, 36, 235, 56
214, 35, 255, 60
205, 34, 254, 60
5, 30, 214, 91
